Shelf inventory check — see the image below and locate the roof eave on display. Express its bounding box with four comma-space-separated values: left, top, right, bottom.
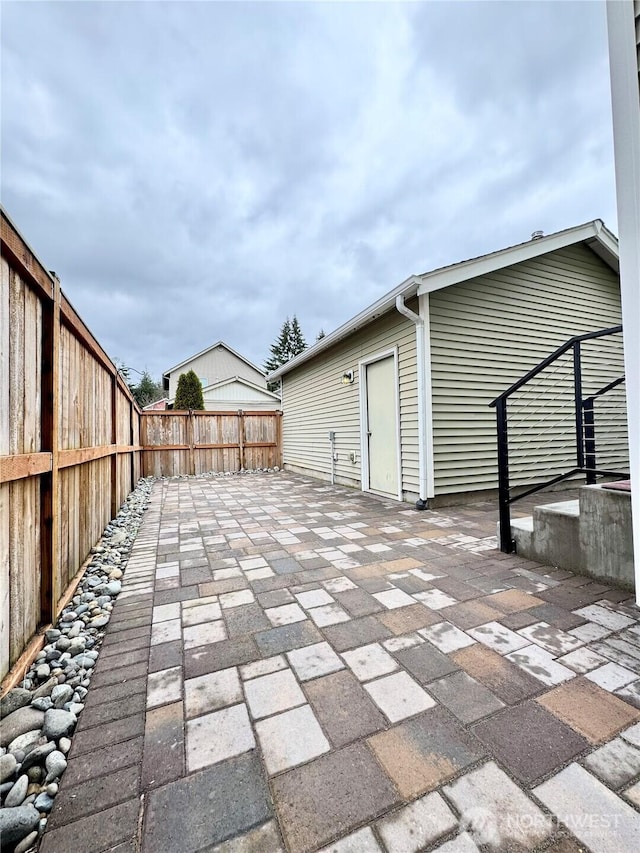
266, 275, 422, 381
416, 220, 618, 295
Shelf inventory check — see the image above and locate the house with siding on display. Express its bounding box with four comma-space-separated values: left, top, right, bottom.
268, 221, 626, 506
163, 341, 281, 412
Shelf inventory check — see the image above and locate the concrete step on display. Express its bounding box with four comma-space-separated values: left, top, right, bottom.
507, 485, 633, 588
508, 500, 580, 569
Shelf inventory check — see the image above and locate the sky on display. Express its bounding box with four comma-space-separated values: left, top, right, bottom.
1, 0, 617, 381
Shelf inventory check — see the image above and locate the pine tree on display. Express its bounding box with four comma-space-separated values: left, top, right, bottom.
289, 316, 306, 357
132, 371, 164, 408
174, 370, 205, 410
264, 318, 292, 375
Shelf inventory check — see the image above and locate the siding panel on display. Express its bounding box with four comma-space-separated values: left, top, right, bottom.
429, 244, 626, 496
281, 308, 419, 497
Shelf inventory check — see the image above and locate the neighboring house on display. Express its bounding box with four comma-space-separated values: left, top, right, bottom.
200, 376, 282, 412
143, 397, 169, 411
268, 221, 626, 506
163, 341, 280, 410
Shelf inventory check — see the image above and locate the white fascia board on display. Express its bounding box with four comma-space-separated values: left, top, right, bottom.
267, 276, 422, 381
416, 222, 616, 295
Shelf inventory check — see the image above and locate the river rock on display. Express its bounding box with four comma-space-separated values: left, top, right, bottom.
35, 663, 51, 680
58, 737, 71, 755
44, 750, 67, 782
0, 804, 40, 847
42, 709, 75, 740
51, 685, 73, 708
32, 677, 58, 700
0, 688, 32, 720
15, 831, 39, 853
21, 741, 56, 771
5, 773, 29, 807
89, 615, 109, 628
31, 696, 53, 712
34, 791, 55, 812
0, 707, 45, 747
105, 580, 122, 595
0, 751, 18, 785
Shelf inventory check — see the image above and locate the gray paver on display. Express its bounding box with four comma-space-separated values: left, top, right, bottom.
534, 763, 640, 853
443, 761, 552, 850
143, 753, 272, 852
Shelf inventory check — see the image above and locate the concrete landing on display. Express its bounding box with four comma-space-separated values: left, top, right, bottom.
509, 484, 634, 588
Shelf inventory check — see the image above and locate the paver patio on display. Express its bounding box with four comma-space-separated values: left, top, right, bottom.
40, 472, 640, 852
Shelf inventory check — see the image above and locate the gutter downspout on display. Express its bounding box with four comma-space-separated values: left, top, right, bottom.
395, 295, 428, 509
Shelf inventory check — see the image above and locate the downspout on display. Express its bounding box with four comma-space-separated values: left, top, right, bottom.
395, 294, 428, 509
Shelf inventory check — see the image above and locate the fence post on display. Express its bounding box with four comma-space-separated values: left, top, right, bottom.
276, 411, 283, 468
496, 397, 514, 553
238, 410, 245, 471
40, 274, 60, 623
584, 397, 597, 484
188, 411, 196, 475
110, 375, 118, 517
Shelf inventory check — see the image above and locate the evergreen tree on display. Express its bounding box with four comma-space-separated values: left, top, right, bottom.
132, 371, 164, 408
289, 316, 306, 356
174, 370, 205, 410
264, 315, 307, 375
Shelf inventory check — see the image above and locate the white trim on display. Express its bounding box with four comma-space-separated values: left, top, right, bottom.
417, 222, 618, 295
420, 294, 436, 498
163, 340, 265, 380
607, 0, 640, 604
358, 347, 402, 502
394, 295, 427, 502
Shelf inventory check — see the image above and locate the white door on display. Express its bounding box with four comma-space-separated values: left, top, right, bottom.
365, 356, 399, 496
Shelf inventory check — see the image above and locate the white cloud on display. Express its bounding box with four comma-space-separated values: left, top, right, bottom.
1, 0, 616, 378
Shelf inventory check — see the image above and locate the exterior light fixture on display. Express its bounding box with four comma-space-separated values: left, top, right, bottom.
341, 370, 354, 385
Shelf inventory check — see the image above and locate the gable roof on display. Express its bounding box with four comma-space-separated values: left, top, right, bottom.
163, 340, 265, 381
201, 376, 281, 401
267, 220, 619, 381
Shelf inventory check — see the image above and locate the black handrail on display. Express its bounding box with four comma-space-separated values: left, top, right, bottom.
489, 325, 622, 407
490, 325, 626, 553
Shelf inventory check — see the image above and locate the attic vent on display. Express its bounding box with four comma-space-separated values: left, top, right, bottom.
531, 230, 544, 240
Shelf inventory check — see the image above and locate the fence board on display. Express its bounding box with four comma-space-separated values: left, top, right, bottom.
141, 411, 282, 477
1, 210, 281, 685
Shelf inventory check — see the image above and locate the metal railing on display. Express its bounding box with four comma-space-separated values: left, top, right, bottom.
489, 325, 627, 553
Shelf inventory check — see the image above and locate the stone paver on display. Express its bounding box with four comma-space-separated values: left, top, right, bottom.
534, 763, 640, 853
185, 703, 255, 771
272, 743, 398, 852
255, 704, 330, 774
472, 701, 589, 784
40, 473, 640, 853
443, 761, 552, 850
376, 791, 457, 852
364, 671, 436, 722
368, 707, 484, 797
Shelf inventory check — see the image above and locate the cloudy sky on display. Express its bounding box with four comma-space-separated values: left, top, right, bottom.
1, 0, 616, 381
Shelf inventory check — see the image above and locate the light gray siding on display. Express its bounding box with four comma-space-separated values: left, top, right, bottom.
281, 308, 419, 497
429, 244, 626, 496
203, 380, 280, 411
168, 347, 265, 398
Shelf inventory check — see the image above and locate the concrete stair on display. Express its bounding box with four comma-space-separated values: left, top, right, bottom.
506, 484, 633, 588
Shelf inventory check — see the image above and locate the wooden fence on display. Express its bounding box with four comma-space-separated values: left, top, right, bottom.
0, 209, 143, 683
1, 209, 282, 684
141, 410, 282, 477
